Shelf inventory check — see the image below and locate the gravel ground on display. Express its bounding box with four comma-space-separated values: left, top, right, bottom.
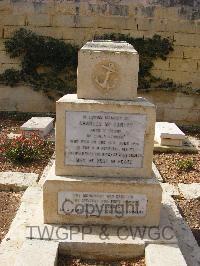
153, 152, 200, 184
0, 191, 23, 242
0, 155, 54, 176
175, 198, 200, 246
0, 119, 24, 134
58, 256, 145, 266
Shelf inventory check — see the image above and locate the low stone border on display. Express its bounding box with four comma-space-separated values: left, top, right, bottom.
0, 184, 190, 266
160, 183, 180, 197
0, 186, 43, 265
152, 162, 163, 182
145, 243, 187, 266
162, 193, 200, 266
0, 172, 38, 192
154, 138, 198, 154
15, 239, 58, 266
178, 183, 200, 200
38, 157, 55, 186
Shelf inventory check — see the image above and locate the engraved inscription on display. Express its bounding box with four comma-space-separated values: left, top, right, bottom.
65, 111, 147, 168
58, 191, 147, 217
92, 61, 120, 93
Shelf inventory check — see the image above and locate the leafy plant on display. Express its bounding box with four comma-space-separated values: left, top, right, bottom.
0, 69, 21, 87
176, 159, 195, 172
0, 133, 53, 163
0, 28, 78, 98
0, 29, 176, 95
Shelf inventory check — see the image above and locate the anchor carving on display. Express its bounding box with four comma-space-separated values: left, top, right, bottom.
95, 62, 118, 91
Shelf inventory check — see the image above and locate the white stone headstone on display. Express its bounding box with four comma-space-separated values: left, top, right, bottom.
21, 117, 54, 137
155, 122, 185, 147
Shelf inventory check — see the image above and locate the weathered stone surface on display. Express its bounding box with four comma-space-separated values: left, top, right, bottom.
0, 184, 176, 264
155, 122, 185, 147
14, 240, 58, 266
77, 40, 139, 101
0, 2, 200, 93
145, 244, 187, 266
162, 194, 200, 266
0, 84, 55, 113
152, 162, 163, 182
27, 14, 51, 27
29, 224, 145, 260
138, 90, 200, 125
0, 186, 43, 266
159, 138, 183, 147
155, 122, 185, 139
161, 183, 179, 197
29, 201, 177, 260
20, 117, 54, 137
178, 183, 200, 200
38, 158, 55, 186
46, 128, 55, 142
154, 138, 198, 154
56, 94, 156, 179
28, 205, 177, 260
0, 15, 25, 26
0, 172, 38, 191
43, 164, 162, 226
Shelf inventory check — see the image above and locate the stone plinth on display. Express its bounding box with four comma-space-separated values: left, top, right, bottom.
77, 41, 139, 101
55, 94, 156, 179
43, 164, 162, 226
155, 122, 185, 147
21, 117, 54, 138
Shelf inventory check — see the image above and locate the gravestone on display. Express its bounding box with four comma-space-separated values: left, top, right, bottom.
21, 117, 54, 138
77, 41, 139, 100
155, 122, 185, 147
43, 40, 162, 227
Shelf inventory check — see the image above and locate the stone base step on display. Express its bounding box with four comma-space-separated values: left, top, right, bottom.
0, 186, 190, 266
154, 138, 198, 153
145, 244, 187, 266
26, 205, 177, 260
14, 240, 58, 266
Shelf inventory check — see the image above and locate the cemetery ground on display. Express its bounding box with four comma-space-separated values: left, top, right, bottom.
0, 191, 23, 242
58, 255, 145, 266
0, 117, 55, 175
0, 114, 199, 265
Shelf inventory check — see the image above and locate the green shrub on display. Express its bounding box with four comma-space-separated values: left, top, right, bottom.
176, 159, 195, 172
0, 133, 53, 163
0, 69, 21, 87
0, 28, 78, 98
0, 29, 177, 95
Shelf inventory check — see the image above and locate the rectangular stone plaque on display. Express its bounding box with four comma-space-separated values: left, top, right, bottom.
58, 191, 147, 217
65, 111, 146, 168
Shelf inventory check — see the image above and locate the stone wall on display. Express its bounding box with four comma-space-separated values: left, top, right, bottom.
0, 0, 200, 123
139, 90, 200, 125
0, 84, 199, 125
0, 84, 54, 113
0, 0, 200, 89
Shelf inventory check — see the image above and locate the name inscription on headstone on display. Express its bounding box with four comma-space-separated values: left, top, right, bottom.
65, 111, 146, 168
58, 191, 147, 217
